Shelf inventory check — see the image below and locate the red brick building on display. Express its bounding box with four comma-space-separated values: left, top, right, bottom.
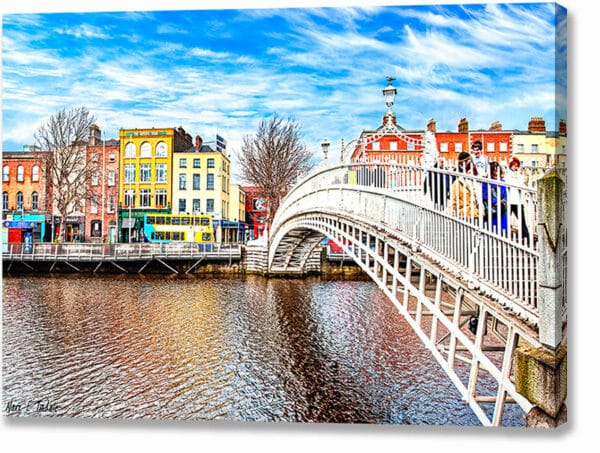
84, 125, 120, 243
243, 186, 268, 240
2, 148, 53, 243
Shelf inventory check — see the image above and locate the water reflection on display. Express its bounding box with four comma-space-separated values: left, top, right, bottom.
2, 274, 524, 425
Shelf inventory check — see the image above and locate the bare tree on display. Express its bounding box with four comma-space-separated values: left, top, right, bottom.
237, 114, 314, 232
34, 107, 97, 242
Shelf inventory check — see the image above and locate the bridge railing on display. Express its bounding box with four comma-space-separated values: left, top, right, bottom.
3, 242, 243, 261
273, 162, 567, 327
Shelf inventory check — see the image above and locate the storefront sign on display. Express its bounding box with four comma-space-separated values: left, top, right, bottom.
3, 220, 36, 229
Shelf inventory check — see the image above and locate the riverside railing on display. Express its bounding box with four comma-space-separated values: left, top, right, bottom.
2, 242, 243, 262
272, 162, 567, 330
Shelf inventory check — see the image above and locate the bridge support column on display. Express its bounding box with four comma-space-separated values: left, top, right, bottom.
246, 240, 269, 274
514, 345, 567, 428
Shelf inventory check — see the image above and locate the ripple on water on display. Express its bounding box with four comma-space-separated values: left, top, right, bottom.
2, 275, 525, 426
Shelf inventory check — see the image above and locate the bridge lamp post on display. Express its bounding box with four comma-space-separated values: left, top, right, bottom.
383, 76, 397, 127
320, 138, 330, 164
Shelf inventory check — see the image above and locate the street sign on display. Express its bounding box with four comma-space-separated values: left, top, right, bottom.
2, 220, 36, 229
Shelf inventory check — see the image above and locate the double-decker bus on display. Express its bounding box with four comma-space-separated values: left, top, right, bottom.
143, 213, 215, 244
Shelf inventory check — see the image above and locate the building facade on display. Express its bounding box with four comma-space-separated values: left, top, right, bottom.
228, 183, 247, 243
85, 125, 120, 243
243, 186, 268, 240
118, 126, 193, 242
2, 148, 53, 246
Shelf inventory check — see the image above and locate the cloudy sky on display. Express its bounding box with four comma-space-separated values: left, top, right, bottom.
2, 0, 566, 177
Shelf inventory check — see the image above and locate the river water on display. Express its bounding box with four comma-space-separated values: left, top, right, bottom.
2, 274, 524, 425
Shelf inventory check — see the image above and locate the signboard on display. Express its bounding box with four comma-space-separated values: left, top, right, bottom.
3, 220, 36, 229
252, 198, 267, 211
216, 134, 227, 153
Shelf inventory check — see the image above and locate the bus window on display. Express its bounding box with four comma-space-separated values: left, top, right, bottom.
182, 216, 190, 225
156, 216, 165, 225
202, 233, 212, 242
172, 217, 181, 225
146, 216, 155, 224
201, 217, 210, 226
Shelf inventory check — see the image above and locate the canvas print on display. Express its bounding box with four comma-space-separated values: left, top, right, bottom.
2, 1, 567, 428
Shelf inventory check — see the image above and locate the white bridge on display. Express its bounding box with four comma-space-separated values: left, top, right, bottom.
262, 161, 567, 427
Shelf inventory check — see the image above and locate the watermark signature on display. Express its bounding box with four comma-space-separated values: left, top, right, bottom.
4, 399, 59, 415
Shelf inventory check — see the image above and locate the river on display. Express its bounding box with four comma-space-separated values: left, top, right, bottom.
2, 274, 524, 425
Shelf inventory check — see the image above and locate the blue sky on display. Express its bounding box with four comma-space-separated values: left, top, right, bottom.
2, 0, 566, 177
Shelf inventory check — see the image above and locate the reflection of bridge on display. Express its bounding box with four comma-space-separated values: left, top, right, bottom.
258, 162, 567, 427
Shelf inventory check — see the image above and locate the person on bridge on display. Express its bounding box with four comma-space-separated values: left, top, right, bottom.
481, 161, 509, 235
504, 157, 531, 244
424, 156, 454, 210
448, 151, 480, 221
470, 140, 489, 178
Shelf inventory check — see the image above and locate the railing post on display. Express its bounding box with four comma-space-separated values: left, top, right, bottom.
514, 170, 567, 427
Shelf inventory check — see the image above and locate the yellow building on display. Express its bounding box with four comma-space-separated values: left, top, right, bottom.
228, 184, 246, 224
118, 126, 192, 242
512, 118, 567, 169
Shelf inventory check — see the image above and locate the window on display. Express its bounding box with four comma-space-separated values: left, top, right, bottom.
92, 153, 99, 162
32, 165, 40, 182
487, 142, 494, 152
17, 165, 24, 182
389, 141, 398, 151
407, 142, 415, 151
517, 144, 524, 153
91, 199, 98, 214
179, 158, 187, 168
124, 189, 135, 207
192, 199, 201, 213
90, 220, 102, 238
140, 189, 151, 207
179, 174, 187, 190
108, 170, 116, 186
108, 153, 116, 162
531, 144, 539, 153
140, 142, 152, 158
193, 158, 201, 168
500, 142, 508, 152
3, 166, 9, 182
455, 143, 463, 153
440, 142, 448, 153
207, 158, 215, 168
124, 164, 136, 182
2, 192, 8, 210
155, 189, 167, 208
16, 192, 23, 210
206, 198, 214, 213
107, 195, 115, 213
91, 172, 99, 186
32, 192, 39, 210
532, 160, 538, 167
372, 142, 380, 151
140, 164, 151, 182
207, 173, 214, 190
156, 142, 167, 157
125, 142, 136, 158
193, 174, 201, 190
178, 199, 187, 213
155, 164, 167, 182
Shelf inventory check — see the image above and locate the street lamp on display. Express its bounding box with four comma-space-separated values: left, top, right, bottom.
321, 138, 330, 163
382, 76, 397, 127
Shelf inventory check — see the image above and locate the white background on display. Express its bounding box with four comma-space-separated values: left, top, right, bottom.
1, 0, 596, 451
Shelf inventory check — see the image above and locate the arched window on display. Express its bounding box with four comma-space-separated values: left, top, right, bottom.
32, 165, 40, 182
17, 165, 24, 182
140, 142, 152, 158
125, 142, 136, 158
32, 192, 39, 211
2, 166, 9, 182
156, 141, 167, 157
2, 192, 8, 210
16, 192, 23, 210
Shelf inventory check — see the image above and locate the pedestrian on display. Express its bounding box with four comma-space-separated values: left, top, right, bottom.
481, 161, 509, 235
504, 157, 530, 244
448, 151, 480, 221
424, 156, 454, 210
470, 140, 489, 178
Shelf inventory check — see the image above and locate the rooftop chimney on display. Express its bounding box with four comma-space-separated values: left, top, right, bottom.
489, 121, 502, 131
559, 119, 567, 135
458, 118, 469, 133
528, 117, 546, 132
195, 135, 203, 151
